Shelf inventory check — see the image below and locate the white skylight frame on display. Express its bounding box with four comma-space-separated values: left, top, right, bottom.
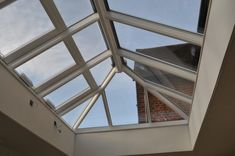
0, 0, 207, 134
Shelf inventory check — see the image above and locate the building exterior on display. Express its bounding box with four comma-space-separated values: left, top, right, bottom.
134, 44, 199, 123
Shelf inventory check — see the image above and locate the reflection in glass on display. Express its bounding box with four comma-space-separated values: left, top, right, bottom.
125, 58, 194, 96
0, 0, 54, 56
73, 22, 107, 61
62, 99, 90, 127
54, 0, 94, 26
44, 75, 89, 107
79, 96, 108, 128
90, 58, 112, 86
162, 94, 191, 115
106, 73, 146, 125
147, 91, 183, 122
108, 0, 203, 33
16, 42, 75, 87
115, 22, 201, 71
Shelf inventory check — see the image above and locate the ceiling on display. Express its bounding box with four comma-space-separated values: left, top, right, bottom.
0, 25, 234, 156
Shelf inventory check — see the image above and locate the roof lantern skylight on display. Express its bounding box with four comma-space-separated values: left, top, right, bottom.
0, 0, 209, 133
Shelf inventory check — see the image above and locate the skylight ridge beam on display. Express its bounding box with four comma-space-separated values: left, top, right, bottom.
123, 66, 192, 104
119, 49, 197, 82
107, 11, 204, 46
147, 89, 189, 120
102, 91, 113, 126
36, 51, 111, 97
92, 0, 123, 71
7, 14, 99, 68
73, 68, 117, 129
56, 67, 117, 116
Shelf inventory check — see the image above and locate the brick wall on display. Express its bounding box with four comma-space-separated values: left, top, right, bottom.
136, 83, 183, 123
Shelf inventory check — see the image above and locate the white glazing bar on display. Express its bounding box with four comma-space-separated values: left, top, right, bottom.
41, 0, 98, 89
147, 89, 189, 120
92, 0, 123, 71
123, 66, 192, 104
8, 14, 99, 68
63, 35, 98, 89
73, 93, 101, 129
73, 68, 117, 129
35, 50, 111, 97
102, 91, 113, 126
144, 88, 152, 123
107, 11, 204, 46
56, 67, 117, 116
4, 30, 58, 64
40, 0, 66, 30
119, 49, 197, 82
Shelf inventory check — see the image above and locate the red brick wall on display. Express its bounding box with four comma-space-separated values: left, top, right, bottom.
136, 83, 182, 123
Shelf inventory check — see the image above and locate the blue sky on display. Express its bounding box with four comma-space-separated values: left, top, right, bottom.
0, 0, 201, 129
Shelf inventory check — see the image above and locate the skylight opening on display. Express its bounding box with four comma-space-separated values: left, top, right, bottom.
0, 0, 209, 133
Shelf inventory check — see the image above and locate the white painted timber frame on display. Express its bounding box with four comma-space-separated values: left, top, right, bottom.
0, 0, 209, 134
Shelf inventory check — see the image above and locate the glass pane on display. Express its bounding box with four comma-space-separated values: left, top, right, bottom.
115, 22, 201, 71
106, 73, 147, 125
44, 75, 89, 107
162, 94, 191, 116
90, 58, 112, 86
148, 92, 182, 122
0, 0, 54, 56
62, 99, 90, 127
54, 0, 94, 26
108, 0, 203, 33
73, 22, 107, 61
16, 42, 75, 87
79, 96, 108, 128
129, 59, 194, 96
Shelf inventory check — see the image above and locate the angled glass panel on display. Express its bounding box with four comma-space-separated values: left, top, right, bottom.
16, 42, 75, 87
79, 96, 108, 128
90, 58, 112, 86
125, 58, 194, 96
73, 22, 107, 62
62, 99, 90, 127
108, 0, 204, 33
54, 0, 94, 26
147, 91, 183, 122
114, 22, 201, 71
106, 73, 147, 125
44, 75, 89, 107
0, 0, 54, 56
161, 94, 191, 116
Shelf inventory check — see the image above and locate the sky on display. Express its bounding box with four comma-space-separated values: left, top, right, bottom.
0, 0, 201, 129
